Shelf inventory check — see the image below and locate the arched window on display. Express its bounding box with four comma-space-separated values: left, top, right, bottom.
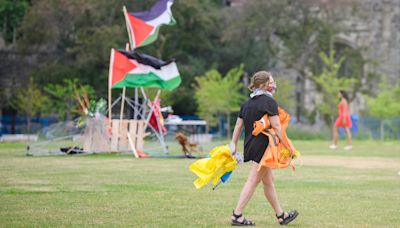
334, 35, 364, 79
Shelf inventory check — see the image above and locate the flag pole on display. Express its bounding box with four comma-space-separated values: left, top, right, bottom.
144, 90, 161, 130
108, 49, 115, 121
123, 6, 135, 49
134, 88, 138, 119
119, 43, 130, 128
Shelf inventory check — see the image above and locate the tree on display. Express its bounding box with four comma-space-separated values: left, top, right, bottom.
10, 78, 48, 133
220, 0, 369, 122
365, 82, 400, 140
195, 65, 245, 138
311, 49, 356, 125
274, 78, 295, 112
16, 0, 224, 116
140, 0, 223, 115
44, 79, 95, 121
0, 0, 29, 45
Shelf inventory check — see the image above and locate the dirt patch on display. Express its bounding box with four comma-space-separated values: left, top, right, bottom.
300, 156, 400, 170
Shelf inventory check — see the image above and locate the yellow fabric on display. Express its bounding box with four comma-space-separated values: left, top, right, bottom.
189, 145, 237, 189
281, 147, 301, 160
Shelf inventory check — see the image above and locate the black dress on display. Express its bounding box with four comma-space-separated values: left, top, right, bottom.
238, 94, 279, 163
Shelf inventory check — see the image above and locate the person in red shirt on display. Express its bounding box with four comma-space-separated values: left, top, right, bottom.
330, 90, 352, 150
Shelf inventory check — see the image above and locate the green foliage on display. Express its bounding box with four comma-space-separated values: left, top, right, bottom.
220, 0, 284, 72
15, 0, 223, 115
87, 98, 107, 117
3, 0, 377, 121
0, 0, 29, 44
139, 0, 222, 114
274, 77, 295, 111
18, 0, 128, 97
9, 78, 48, 133
311, 49, 356, 124
44, 79, 95, 120
365, 82, 400, 118
195, 65, 245, 126
220, 0, 338, 74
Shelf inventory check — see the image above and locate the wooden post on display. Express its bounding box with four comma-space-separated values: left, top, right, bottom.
119, 43, 130, 131
119, 87, 126, 123
123, 6, 135, 49
134, 88, 138, 119
144, 90, 161, 129
140, 87, 147, 120
108, 49, 115, 121
128, 133, 139, 158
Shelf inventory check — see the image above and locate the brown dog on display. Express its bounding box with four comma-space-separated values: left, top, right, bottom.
175, 132, 199, 158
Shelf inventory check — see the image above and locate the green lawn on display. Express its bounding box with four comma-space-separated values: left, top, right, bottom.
0, 140, 399, 227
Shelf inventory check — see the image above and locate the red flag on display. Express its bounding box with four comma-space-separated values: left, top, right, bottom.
108, 49, 138, 89
125, 11, 154, 48
149, 99, 166, 134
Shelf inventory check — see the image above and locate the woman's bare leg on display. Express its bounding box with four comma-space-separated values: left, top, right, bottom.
261, 167, 283, 216
345, 127, 352, 146
332, 125, 338, 146
233, 162, 266, 221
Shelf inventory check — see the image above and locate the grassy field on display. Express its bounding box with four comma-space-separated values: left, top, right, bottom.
0, 140, 400, 227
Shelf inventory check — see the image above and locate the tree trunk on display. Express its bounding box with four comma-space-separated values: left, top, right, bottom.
3, 16, 6, 39
12, 27, 16, 47
27, 116, 31, 134
380, 119, 384, 141
226, 112, 231, 139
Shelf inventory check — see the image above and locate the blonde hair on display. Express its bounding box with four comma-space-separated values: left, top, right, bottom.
248, 71, 272, 91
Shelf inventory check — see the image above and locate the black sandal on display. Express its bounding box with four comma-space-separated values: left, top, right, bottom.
231, 210, 255, 226
276, 210, 298, 225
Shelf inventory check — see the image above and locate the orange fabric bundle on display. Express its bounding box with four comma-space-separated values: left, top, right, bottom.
252, 107, 297, 171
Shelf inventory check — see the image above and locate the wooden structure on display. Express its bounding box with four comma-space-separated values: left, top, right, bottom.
106, 6, 169, 156
110, 119, 145, 152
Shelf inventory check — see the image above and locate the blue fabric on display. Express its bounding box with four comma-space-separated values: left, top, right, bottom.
220, 171, 232, 183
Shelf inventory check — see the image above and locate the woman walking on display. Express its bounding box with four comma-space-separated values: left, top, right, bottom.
330, 90, 352, 150
230, 71, 298, 226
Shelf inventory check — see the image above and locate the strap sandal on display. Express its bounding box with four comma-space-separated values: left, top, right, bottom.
231, 210, 255, 226
276, 210, 298, 225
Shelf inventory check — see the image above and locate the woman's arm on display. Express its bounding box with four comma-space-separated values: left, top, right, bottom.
230, 117, 243, 153
269, 115, 296, 156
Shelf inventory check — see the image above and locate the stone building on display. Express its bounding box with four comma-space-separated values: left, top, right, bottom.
227, 0, 400, 120
303, 0, 400, 117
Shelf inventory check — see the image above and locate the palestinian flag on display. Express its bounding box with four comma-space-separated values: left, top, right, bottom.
124, 0, 176, 48
149, 98, 167, 134
108, 49, 181, 91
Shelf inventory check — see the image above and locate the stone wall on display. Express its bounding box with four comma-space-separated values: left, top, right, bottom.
345, 0, 400, 85
303, 0, 400, 118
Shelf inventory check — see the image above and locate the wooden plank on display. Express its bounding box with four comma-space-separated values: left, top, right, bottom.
119, 120, 129, 150
120, 87, 126, 122
136, 120, 145, 151
127, 133, 139, 158
129, 120, 138, 148
110, 119, 119, 151
108, 49, 114, 121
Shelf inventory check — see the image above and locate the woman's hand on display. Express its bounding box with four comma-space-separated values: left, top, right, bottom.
230, 118, 243, 154
289, 147, 296, 158
229, 142, 237, 155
